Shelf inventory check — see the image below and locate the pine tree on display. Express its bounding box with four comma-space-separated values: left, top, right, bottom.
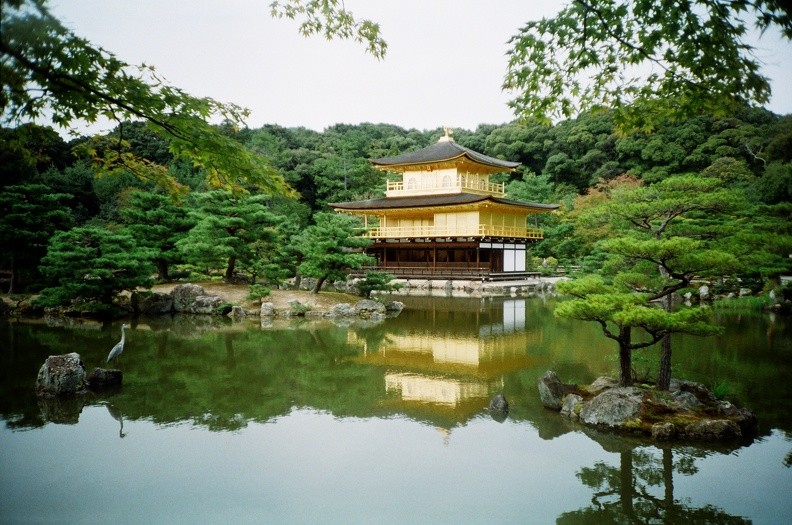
36, 225, 155, 314
294, 212, 373, 293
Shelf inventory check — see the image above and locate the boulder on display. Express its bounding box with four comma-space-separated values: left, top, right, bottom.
538, 371, 576, 410
652, 422, 677, 441
670, 390, 702, 409
684, 419, 742, 440
132, 291, 173, 315
587, 376, 618, 394
330, 303, 357, 317
172, 283, 206, 312
715, 401, 758, 435
489, 393, 509, 412
191, 295, 224, 314
86, 368, 123, 390
670, 379, 717, 404
260, 302, 275, 317
228, 305, 246, 319
354, 299, 386, 319
384, 301, 405, 315
579, 387, 644, 428
699, 284, 710, 301
488, 394, 509, 423
560, 394, 583, 420
35, 353, 87, 397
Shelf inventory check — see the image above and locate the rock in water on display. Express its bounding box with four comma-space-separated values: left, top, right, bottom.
538, 370, 575, 410
488, 394, 509, 423
35, 353, 87, 397
87, 368, 123, 390
579, 387, 644, 428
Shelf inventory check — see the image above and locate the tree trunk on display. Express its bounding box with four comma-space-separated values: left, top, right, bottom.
656, 274, 674, 390
156, 259, 169, 281
312, 275, 327, 294
618, 325, 633, 387
657, 335, 672, 390
7, 254, 16, 294
225, 255, 237, 281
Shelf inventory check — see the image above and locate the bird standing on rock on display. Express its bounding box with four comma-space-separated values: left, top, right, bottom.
107, 323, 129, 366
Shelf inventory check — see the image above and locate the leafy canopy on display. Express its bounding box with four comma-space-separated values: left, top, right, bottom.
1, 0, 292, 195
269, 0, 387, 59
503, 0, 792, 130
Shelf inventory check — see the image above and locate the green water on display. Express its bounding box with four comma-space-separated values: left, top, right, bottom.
1, 295, 791, 523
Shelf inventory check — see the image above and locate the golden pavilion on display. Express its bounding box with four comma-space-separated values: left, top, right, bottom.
330, 129, 559, 280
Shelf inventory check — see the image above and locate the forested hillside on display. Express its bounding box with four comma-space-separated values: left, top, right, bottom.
2, 107, 791, 311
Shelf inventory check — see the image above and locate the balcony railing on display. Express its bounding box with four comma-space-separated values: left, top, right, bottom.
364, 224, 544, 240
386, 176, 505, 197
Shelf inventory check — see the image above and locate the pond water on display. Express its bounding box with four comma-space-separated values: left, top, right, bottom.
1, 295, 791, 524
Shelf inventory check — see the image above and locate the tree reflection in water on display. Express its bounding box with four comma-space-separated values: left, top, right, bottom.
559, 443, 750, 524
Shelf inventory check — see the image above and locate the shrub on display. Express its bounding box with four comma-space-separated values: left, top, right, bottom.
247, 284, 272, 302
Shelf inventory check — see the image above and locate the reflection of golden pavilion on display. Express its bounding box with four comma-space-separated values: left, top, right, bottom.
353, 299, 540, 379
385, 372, 488, 406
352, 299, 540, 425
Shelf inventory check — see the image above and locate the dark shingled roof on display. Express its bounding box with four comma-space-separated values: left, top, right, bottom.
370, 140, 520, 170
330, 193, 560, 211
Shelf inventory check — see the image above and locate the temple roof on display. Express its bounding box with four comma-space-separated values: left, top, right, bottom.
330, 193, 559, 211
370, 140, 520, 171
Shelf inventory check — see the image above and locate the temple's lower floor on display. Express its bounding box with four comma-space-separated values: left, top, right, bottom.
359, 238, 536, 280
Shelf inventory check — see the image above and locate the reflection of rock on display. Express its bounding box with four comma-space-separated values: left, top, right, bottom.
87, 368, 123, 391
542, 371, 758, 443
35, 353, 87, 397
37, 395, 85, 424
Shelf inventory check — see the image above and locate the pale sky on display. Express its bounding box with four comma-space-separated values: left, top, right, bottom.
49, 0, 792, 134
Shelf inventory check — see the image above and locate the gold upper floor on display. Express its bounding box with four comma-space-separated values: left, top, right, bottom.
385, 170, 505, 197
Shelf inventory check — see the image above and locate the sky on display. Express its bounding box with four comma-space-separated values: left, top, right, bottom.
48, 0, 792, 135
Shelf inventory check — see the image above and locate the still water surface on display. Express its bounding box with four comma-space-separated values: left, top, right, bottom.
1, 295, 791, 524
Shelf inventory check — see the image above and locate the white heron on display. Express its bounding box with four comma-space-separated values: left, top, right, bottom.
107, 323, 129, 366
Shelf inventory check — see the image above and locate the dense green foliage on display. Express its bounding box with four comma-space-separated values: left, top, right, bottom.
504, 0, 792, 130
35, 226, 155, 314
356, 271, 403, 299
2, 108, 791, 308
294, 212, 374, 293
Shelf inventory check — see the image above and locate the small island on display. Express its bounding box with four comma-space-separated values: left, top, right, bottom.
538, 371, 757, 443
